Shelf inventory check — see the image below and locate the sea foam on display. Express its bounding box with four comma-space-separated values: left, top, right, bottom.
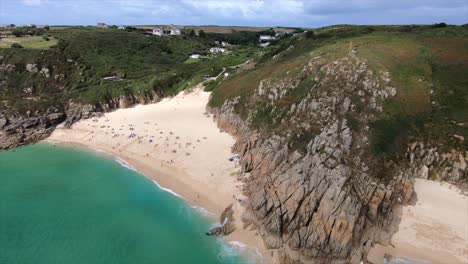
216, 240, 263, 264
115, 157, 140, 173
151, 180, 184, 198
191, 205, 216, 217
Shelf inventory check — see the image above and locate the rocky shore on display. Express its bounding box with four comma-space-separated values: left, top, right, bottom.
1, 55, 466, 264
208, 56, 467, 263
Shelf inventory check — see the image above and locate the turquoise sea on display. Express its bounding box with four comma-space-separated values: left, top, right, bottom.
0, 143, 257, 264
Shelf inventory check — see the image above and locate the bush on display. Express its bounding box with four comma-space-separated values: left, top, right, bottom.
198, 30, 206, 38
432, 22, 448, 28
11, 43, 23, 48
42, 36, 50, 41
305, 30, 315, 38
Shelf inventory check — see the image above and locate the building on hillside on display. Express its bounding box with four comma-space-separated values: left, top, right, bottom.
275, 31, 286, 37
97, 22, 108, 28
170, 27, 181, 35
118, 25, 125, 30
259, 35, 276, 41
221, 41, 230, 47
259, 42, 271, 47
190, 54, 202, 59
152, 28, 164, 36
152, 26, 181, 36
209, 47, 226, 54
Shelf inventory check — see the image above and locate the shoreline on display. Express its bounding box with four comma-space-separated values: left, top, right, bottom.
368, 178, 468, 264
46, 88, 270, 263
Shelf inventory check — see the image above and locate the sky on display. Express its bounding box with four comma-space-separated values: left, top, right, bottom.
1, 0, 467, 27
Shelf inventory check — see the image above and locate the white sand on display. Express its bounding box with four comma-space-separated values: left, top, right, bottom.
47, 87, 269, 262
368, 179, 468, 264
46, 87, 468, 264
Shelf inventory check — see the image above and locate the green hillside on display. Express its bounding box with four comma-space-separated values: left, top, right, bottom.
209, 24, 468, 159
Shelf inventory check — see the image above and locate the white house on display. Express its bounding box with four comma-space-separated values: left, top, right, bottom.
152, 26, 181, 36
152, 28, 164, 36
221, 41, 229, 47
190, 54, 202, 59
170, 27, 181, 35
259, 35, 276, 41
97, 22, 108, 28
259, 42, 271, 47
210, 47, 226, 54
118, 25, 125, 30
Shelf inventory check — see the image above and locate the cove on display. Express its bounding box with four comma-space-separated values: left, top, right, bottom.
0, 143, 251, 264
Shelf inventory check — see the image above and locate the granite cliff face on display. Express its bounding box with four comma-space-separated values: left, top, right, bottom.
0, 93, 161, 150
209, 55, 466, 263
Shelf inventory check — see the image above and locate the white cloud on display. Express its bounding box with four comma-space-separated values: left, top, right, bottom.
7, 0, 468, 26
21, 0, 49, 6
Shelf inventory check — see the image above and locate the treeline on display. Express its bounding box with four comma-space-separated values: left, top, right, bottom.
11, 26, 50, 37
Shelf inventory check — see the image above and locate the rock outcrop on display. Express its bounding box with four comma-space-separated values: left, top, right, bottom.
0, 111, 65, 149
206, 204, 236, 236
207, 56, 466, 263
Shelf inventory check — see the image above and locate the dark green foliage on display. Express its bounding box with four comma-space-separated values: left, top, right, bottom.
251, 103, 275, 130
42, 36, 50, 41
431, 22, 448, 28
10, 43, 23, 48
258, 28, 275, 36
293, 78, 315, 99
185, 29, 196, 36
370, 115, 425, 158
0, 27, 261, 117
345, 113, 360, 132
198, 30, 206, 38
206, 31, 260, 45
289, 132, 315, 154
11, 27, 45, 37
305, 31, 315, 38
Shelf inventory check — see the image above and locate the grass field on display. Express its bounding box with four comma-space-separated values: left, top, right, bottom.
0, 36, 58, 49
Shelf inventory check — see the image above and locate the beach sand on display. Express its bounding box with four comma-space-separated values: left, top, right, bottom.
47, 87, 269, 262
46, 86, 468, 264
368, 179, 468, 264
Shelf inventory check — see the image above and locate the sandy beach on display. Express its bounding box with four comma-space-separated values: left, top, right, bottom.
46, 86, 468, 264
47, 87, 269, 262
368, 179, 468, 264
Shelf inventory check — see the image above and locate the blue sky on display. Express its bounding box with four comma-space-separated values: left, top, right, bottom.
1, 0, 467, 27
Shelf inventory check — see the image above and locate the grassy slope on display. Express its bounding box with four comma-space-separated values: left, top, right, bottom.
209, 25, 468, 158
0, 27, 258, 115
0, 36, 58, 49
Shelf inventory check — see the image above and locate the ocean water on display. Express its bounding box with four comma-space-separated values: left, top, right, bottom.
0, 143, 255, 264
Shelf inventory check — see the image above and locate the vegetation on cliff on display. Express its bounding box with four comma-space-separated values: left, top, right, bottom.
209, 24, 468, 161
0, 27, 262, 117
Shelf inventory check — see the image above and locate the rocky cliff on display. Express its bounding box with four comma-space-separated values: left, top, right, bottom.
0, 59, 163, 150
209, 55, 466, 263
0, 92, 161, 150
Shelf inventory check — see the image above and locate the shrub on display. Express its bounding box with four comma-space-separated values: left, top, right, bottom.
11, 43, 23, 48
432, 22, 448, 28
42, 36, 50, 41
305, 31, 315, 38
198, 30, 206, 38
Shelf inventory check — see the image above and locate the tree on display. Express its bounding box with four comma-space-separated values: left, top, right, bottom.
305, 30, 315, 38
12, 29, 23, 37
432, 22, 447, 28
42, 36, 50, 41
198, 30, 206, 38
185, 29, 195, 36
44, 25, 50, 30
11, 43, 23, 48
